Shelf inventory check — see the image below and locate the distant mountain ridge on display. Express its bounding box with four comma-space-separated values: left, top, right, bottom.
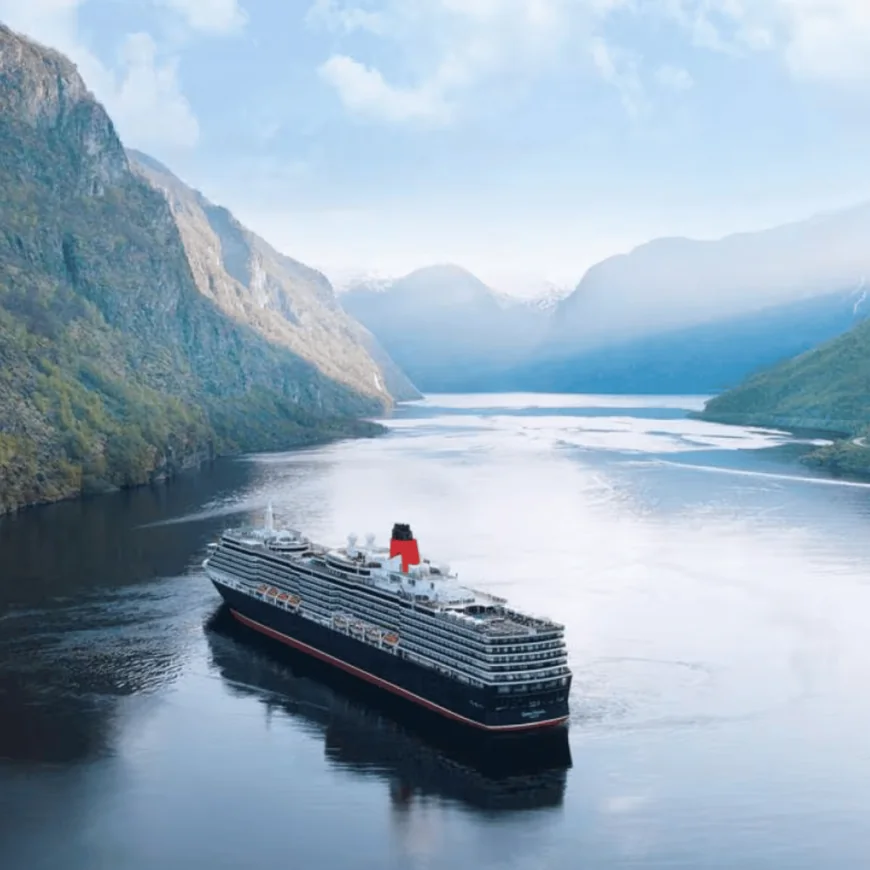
341, 265, 552, 392
0, 25, 416, 513
510, 280, 870, 394
548, 204, 870, 355
340, 219, 870, 395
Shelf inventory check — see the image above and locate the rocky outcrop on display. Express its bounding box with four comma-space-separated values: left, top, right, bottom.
0, 25, 407, 513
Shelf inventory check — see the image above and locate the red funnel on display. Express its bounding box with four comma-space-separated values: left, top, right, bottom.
390, 523, 420, 572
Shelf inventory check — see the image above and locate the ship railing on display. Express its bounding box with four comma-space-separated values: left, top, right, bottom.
330, 610, 401, 653
399, 636, 569, 685
434, 608, 564, 637
213, 570, 306, 614
399, 617, 567, 663
307, 555, 564, 638
399, 628, 567, 673
400, 644, 570, 689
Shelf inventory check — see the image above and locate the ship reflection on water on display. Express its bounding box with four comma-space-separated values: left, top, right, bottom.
204, 605, 572, 816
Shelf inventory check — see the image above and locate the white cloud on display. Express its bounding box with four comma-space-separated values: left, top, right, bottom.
306, 0, 386, 34
319, 55, 450, 123
591, 38, 649, 118
0, 0, 244, 153
655, 63, 694, 91
775, 0, 870, 83
308, 0, 608, 124
112, 33, 200, 149
156, 0, 248, 35
309, 0, 870, 126
662, 0, 870, 84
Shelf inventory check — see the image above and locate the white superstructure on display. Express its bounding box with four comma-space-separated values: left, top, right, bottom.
204, 508, 570, 695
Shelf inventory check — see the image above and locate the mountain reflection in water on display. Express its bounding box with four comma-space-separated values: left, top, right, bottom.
204, 606, 572, 816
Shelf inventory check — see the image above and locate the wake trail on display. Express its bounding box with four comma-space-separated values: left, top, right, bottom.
650, 459, 870, 489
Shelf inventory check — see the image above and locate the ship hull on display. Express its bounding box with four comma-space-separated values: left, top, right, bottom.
210, 578, 571, 732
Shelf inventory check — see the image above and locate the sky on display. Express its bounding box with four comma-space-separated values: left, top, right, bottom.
3, 0, 870, 294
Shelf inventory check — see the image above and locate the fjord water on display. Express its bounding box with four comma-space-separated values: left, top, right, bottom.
3, 395, 870, 869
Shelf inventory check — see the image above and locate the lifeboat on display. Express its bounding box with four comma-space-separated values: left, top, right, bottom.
267, 587, 279, 597
257, 584, 268, 593
277, 591, 289, 601
383, 633, 399, 646
288, 594, 301, 607
333, 614, 348, 627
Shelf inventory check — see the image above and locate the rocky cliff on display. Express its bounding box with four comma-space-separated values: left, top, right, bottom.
0, 25, 409, 513
127, 150, 420, 403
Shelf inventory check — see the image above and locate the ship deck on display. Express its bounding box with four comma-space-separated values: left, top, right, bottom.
220, 529, 564, 639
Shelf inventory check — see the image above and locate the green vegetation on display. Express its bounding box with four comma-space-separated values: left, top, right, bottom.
699, 318, 870, 476
0, 28, 385, 513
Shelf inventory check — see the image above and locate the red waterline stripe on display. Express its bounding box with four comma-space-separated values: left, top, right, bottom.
229, 609, 569, 733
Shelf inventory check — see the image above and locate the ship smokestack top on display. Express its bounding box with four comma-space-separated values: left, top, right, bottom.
390, 523, 420, 572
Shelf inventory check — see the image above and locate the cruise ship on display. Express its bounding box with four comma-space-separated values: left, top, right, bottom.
203, 506, 572, 732
204, 606, 572, 813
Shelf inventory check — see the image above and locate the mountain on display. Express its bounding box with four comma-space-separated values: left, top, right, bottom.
697, 316, 870, 476
0, 25, 412, 514
511, 282, 870, 394
341, 256, 870, 395
548, 205, 870, 355
128, 150, 419, 403
340, 265, 551, 392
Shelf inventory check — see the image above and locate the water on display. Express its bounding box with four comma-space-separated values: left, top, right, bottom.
3, 393, 870, 869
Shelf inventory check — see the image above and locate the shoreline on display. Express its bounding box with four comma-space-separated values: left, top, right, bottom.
691, 410, 870, 480
0, 419, 387, 519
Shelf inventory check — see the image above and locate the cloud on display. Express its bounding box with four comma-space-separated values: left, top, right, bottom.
655, 63, 694, 91
318, 55, 450, 123
156, 0, 248, 35
0, 0, 249, 153
306, 0, 386, 34
662, 0, 870, 85
591, 38, 649, 118
308, 0, 604, 124
310, 0, 870, 127
775, 0, 870, 84
111, 33, 200, 149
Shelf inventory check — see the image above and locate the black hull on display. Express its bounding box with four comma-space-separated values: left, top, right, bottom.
211, 579, 571, 732
204, 605, 573, 813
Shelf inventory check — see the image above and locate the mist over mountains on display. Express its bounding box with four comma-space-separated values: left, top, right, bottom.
342, 206, 870, 395
341, 265, 554, 392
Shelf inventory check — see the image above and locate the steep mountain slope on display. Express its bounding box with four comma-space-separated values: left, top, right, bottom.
0, 26, 389, 513
699, 316, 870, 430
548, 206, 870, 354
128, 150, 419, 402
698, 316, 870, 475
340, 265, 551, 391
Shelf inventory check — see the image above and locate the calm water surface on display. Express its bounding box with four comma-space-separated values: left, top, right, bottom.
3, 394, 870, 869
